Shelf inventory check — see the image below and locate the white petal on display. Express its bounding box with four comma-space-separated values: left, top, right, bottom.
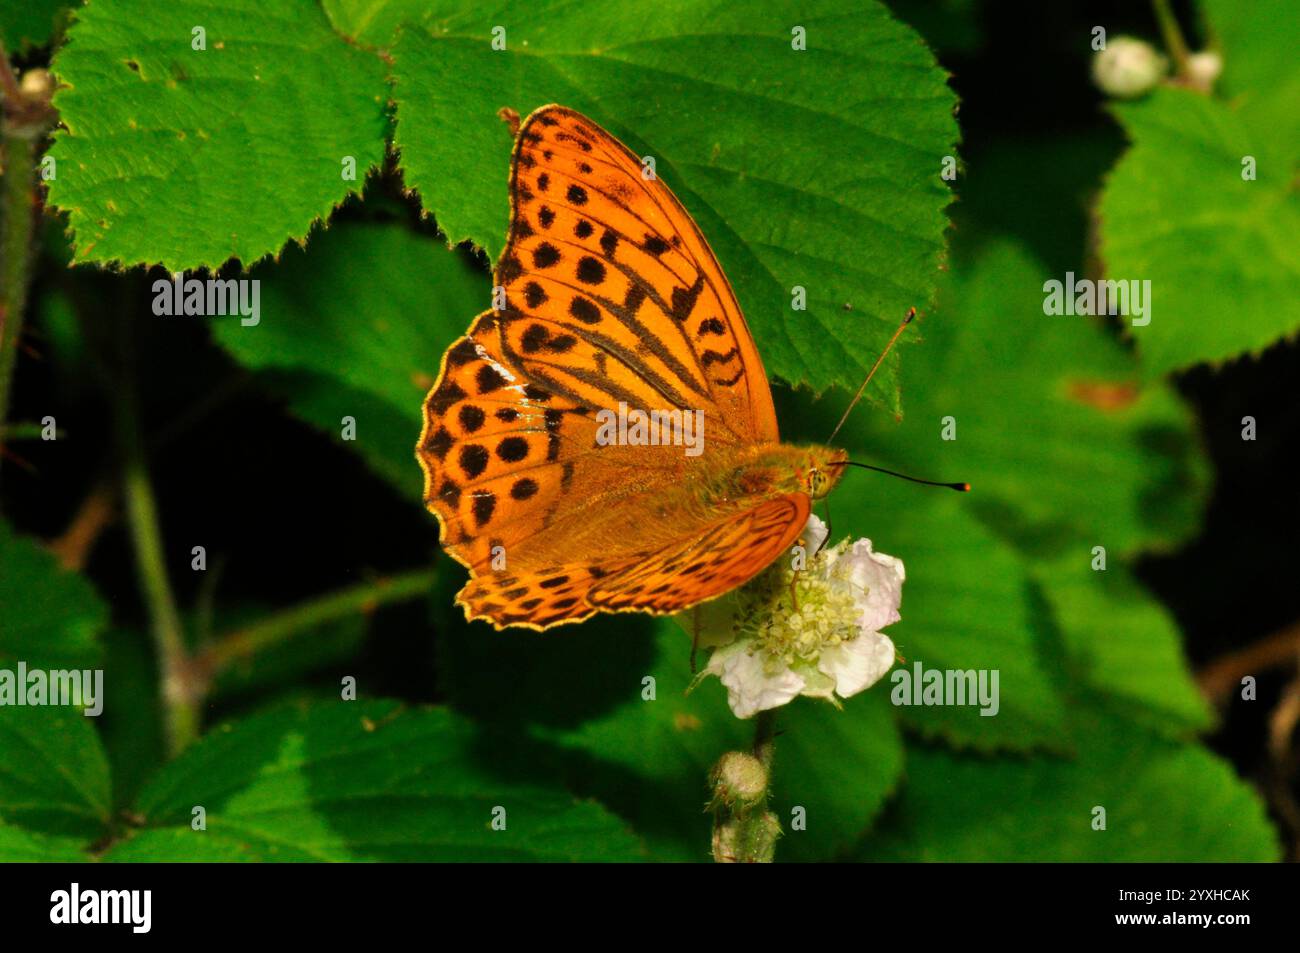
706, 641, 805, 719
800, 513, 829, 555
839, 539, 905, 632
817, 631, 896, 698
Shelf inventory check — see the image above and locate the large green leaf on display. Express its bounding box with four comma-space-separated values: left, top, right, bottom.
440, 611, 903, 862
1200, 0, 1300, 149
1100, 88, 1300, 377
0, 519, 105, 670
47, 0, 388, 268
821, 239, 1208, 557
861, 709, 1279, 861
385, 0, 958, 398
212, 221, 486, 500
0, 705, 111, 841
1033, 560, 1210, 739
103, 700, 644, 861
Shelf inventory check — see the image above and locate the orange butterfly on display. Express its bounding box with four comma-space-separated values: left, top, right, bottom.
418, 105, 852, 630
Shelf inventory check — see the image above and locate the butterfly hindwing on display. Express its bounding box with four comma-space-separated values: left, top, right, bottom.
454, 492, 811, 629
587, 493, 812, 614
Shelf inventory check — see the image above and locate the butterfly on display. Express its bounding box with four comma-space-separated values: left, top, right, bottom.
416, 104, 850, 630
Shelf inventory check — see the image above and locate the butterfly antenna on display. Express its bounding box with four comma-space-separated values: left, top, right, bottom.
827, 307, 916, 445
829, 459, 969, 492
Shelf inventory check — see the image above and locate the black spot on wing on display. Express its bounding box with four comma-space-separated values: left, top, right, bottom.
497, 437, 529, 462
472, 490, 497, 527
577, 257, 606, 285
458, 405, 486, 432
511, 478, 539, 500
569, 296, 601, 325
476, 364, 509, 394
460, 444, 489, 479
533, 243, 561, 269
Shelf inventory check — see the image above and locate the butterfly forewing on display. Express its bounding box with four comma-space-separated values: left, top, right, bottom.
500, 106, 779, 445
417, 105, 810, 629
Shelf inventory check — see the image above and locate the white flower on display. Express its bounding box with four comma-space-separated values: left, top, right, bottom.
695, 515, 905, 719
1092, 36, 1169, 99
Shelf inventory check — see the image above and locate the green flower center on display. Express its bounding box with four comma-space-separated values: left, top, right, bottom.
732, 540, 864, 675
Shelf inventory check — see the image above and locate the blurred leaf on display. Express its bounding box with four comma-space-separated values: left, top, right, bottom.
0, 518, 105, 669
104, 700, 644, 861
1100, 87, 1300, 376
0, 0, 71, 49
212, 221, 486, 500
861, 709, 1279, 861
822, 239, 1208, 557
46, 0, 388, 268
442, 614, 903, 861
386, 0, 958, 401
206, 605, 366, 700
1201, 0, 1300, 149
0, 706, 111, 841
1033, 560, 1211, 739
98, 627, 166, 810
0, 820, 88, 861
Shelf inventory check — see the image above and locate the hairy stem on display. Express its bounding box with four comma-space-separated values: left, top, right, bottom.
1151, 0, 1192, 76
751, 708, 777, 768
0, 122, 38, 475
711, 710, 781, 863
113, 335, 199, 757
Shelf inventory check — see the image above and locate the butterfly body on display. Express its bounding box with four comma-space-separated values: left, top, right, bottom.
417, 105, 848, 630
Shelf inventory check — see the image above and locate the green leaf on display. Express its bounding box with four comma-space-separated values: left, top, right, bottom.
212, 221, 485, 500
820, 239, 1208, 557
1033, 560, 1211, 739
1100, 88, 1300, 376
441, 614, 903, 861
46, 0, 388, 269
0, 519, 106, 670
0, 820, 88, 861
0, 705, 111, 841
104, 700, 644, 861
0, 0, 72, 49
387, 0, 958, 399
861, 710, 1279, 861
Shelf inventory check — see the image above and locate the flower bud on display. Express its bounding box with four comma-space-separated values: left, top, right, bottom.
710, 750, 768, 811
1092, 36, 1168, 99
1185, 51, 1223, 92
19, 68, 54, 104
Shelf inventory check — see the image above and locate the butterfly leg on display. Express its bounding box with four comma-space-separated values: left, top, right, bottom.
814, 497, 832, 558
689, 605, 701, 674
